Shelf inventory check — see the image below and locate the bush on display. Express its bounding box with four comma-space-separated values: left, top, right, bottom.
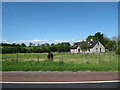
116, 47, 120, 54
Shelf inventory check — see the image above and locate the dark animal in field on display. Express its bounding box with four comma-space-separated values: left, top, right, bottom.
47, 52, 53, 61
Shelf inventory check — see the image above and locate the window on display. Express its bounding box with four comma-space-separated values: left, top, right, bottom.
97, 42, 99, 45
96, 48, 98, 52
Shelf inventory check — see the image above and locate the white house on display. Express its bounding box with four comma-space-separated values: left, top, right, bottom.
70, 46, 80, 54
88, 40, 105, 53
70, 40, 105, 54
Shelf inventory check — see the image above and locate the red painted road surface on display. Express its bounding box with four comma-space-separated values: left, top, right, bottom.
1, 71, 119, 82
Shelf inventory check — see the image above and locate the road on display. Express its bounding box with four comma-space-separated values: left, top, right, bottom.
1, 71, 119, 88
2, 81, 119, 88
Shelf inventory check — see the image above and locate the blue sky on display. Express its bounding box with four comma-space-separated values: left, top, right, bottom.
2, 2, 118, 45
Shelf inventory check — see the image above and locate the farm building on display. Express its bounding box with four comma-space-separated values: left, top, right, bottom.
70, 40, 105, 54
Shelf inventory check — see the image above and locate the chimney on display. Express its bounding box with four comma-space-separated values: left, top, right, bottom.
90, 39, 93, 41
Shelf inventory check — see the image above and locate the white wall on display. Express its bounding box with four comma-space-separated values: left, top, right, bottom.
70, 42, 105, 54
70, 46, 81, 54
91, 41, 105, 53
70, 49, 78, 53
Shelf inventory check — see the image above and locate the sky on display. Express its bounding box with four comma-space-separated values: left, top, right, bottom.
2, 2, 118, 45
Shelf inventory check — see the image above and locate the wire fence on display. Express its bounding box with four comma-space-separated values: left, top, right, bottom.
2, 52, 118, 64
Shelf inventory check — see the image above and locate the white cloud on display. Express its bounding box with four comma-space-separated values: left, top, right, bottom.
13, 41, 17, 43
1, 40, 9, 43
3, 40, 7, 42
1, 39, 83, 46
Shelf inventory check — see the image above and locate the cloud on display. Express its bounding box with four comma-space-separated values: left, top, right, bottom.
1, 40, 9, 43
68, 39, 82, 44
1, 39, 83, 46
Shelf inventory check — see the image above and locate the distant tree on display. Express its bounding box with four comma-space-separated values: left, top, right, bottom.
21, 43, 26, 47
45, 43, 50, 47
118, 41, 120, 47
32, 46, 39, 53
112, 36, 118, 42
105, 40, 116, 51
86, 35, 93, 41
116, 47, 120, 54
86, 32, 104, 44
79, 41, 88, 52
56, 43, 63, 52
61, 42, 71, 52
37, 43, 40, 46
50, 43, 57, 52
29, 42, 33, 47
93, 32, 104, 43
11, 43, 16, 46
85, 32, 117, 51
33, 44, 35, 46
40, 44, 47, 52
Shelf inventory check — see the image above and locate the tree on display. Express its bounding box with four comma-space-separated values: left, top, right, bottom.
79, 41, 88, 52
11, 43, 16, 46
40, 44, 47, 52
85, 32, 117, 51
105, 41, 116, 51
112, 36, 118, 42
86, 32, 104, 44
45, 43, 50, 47
37, 43, 40, 46
50, 43, 57, 52
29, 42, 33, 47
21, 43, 26, 47
116, 47, 120, 54
94, 32, 104, 43
56, 43, 63, 52
61, 42, 71, 52
86, 35, 93, 41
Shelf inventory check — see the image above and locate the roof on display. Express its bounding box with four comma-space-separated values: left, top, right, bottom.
88, 40, 99, 48
71, 40, 100, 49
70, 46, 78, 49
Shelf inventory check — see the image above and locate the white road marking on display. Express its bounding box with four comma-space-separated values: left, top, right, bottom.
1, 80, 119, 84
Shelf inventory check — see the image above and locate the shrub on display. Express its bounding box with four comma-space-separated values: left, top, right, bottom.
116, 47, 120, 54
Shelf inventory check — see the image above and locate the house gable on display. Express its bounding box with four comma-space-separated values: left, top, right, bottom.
91, 41, 105, 53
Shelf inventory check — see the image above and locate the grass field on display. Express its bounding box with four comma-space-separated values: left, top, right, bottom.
2, 52, 119, 71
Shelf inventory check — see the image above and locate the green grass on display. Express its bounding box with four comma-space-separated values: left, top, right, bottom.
1, 52, 119, 71
2, 60, 119, 71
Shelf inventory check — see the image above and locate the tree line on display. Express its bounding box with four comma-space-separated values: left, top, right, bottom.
1, 32, 119, 54
1, 42, 71, 54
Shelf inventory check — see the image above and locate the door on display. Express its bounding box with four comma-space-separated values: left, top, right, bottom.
78, 49, 80, 53
100, 48, 101, 52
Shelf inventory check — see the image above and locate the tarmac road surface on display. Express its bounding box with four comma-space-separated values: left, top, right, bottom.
1, 81, 119, 88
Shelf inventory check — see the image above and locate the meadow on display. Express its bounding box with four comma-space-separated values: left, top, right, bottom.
2, 52, 119, 71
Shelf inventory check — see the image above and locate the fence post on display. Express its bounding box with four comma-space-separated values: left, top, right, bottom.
6, 55, 7, 60
109, 52, 111, 62
16, 53, 18, 61
85, 53, 88, 64
41, 52, 42, 61
38, 54, 39, 61
61, 54, 64, 63
98, 53, 100, 63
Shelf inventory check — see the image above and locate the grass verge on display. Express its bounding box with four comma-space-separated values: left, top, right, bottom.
2, 60, 119, 72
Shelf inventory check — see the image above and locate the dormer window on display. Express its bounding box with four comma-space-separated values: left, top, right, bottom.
97, 42, 99, 45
